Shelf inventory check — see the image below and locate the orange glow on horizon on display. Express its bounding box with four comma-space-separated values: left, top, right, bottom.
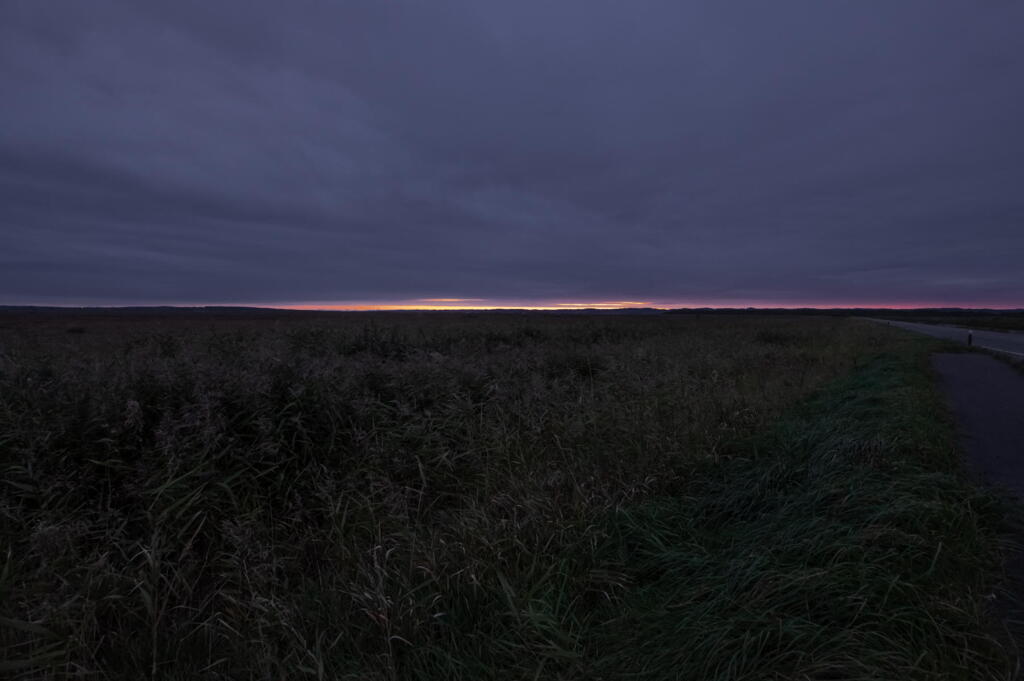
280, 299, 659, 311
270, 298, 1021, 312
553, 301, 651, 307
11, 298, 1020, 311
283, 303, 618, 311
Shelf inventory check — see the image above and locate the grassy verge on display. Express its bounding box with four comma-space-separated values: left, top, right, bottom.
586, 335, 1016, 679
0, 316, 1016, 679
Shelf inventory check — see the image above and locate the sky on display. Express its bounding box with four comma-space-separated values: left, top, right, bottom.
1, 0, 1022, 310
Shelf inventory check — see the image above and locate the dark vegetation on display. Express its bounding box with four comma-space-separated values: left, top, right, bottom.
865, 311, 1024, 332
889, 316, 1024, 332
676, 307, 1024, 332
0, 313, 1016, 679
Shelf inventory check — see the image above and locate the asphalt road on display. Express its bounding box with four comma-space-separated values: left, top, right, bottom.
931, 352, 1024, 648
870, 319, 1024, 358
932, 353, 1024, 496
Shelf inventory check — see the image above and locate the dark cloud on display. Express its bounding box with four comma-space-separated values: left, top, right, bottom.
2, 0, 1022, 306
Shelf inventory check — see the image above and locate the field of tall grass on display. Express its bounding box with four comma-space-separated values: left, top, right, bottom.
0, 313, 1016, 679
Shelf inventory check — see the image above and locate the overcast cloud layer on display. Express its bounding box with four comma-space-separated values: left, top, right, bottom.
2, 0, 1022, 307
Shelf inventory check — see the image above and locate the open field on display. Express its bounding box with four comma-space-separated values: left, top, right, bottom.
873, 313, 1024, 333
0, 313, 1017, 679
891, 318, 1024, 333
875, 320, 1024, 360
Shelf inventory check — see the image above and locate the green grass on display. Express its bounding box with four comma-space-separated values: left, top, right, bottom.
587, 339, 1015, 679
0, 314, 1016, 679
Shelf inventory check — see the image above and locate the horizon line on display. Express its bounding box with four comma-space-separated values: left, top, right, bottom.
3, 302, 1022, 312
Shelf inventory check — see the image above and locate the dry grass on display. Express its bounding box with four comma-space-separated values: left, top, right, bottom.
0, 313, 1014, 679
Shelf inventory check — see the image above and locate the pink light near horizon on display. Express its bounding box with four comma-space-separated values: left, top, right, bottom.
6, 296, 1019, 310
268, 296, 1021, 311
